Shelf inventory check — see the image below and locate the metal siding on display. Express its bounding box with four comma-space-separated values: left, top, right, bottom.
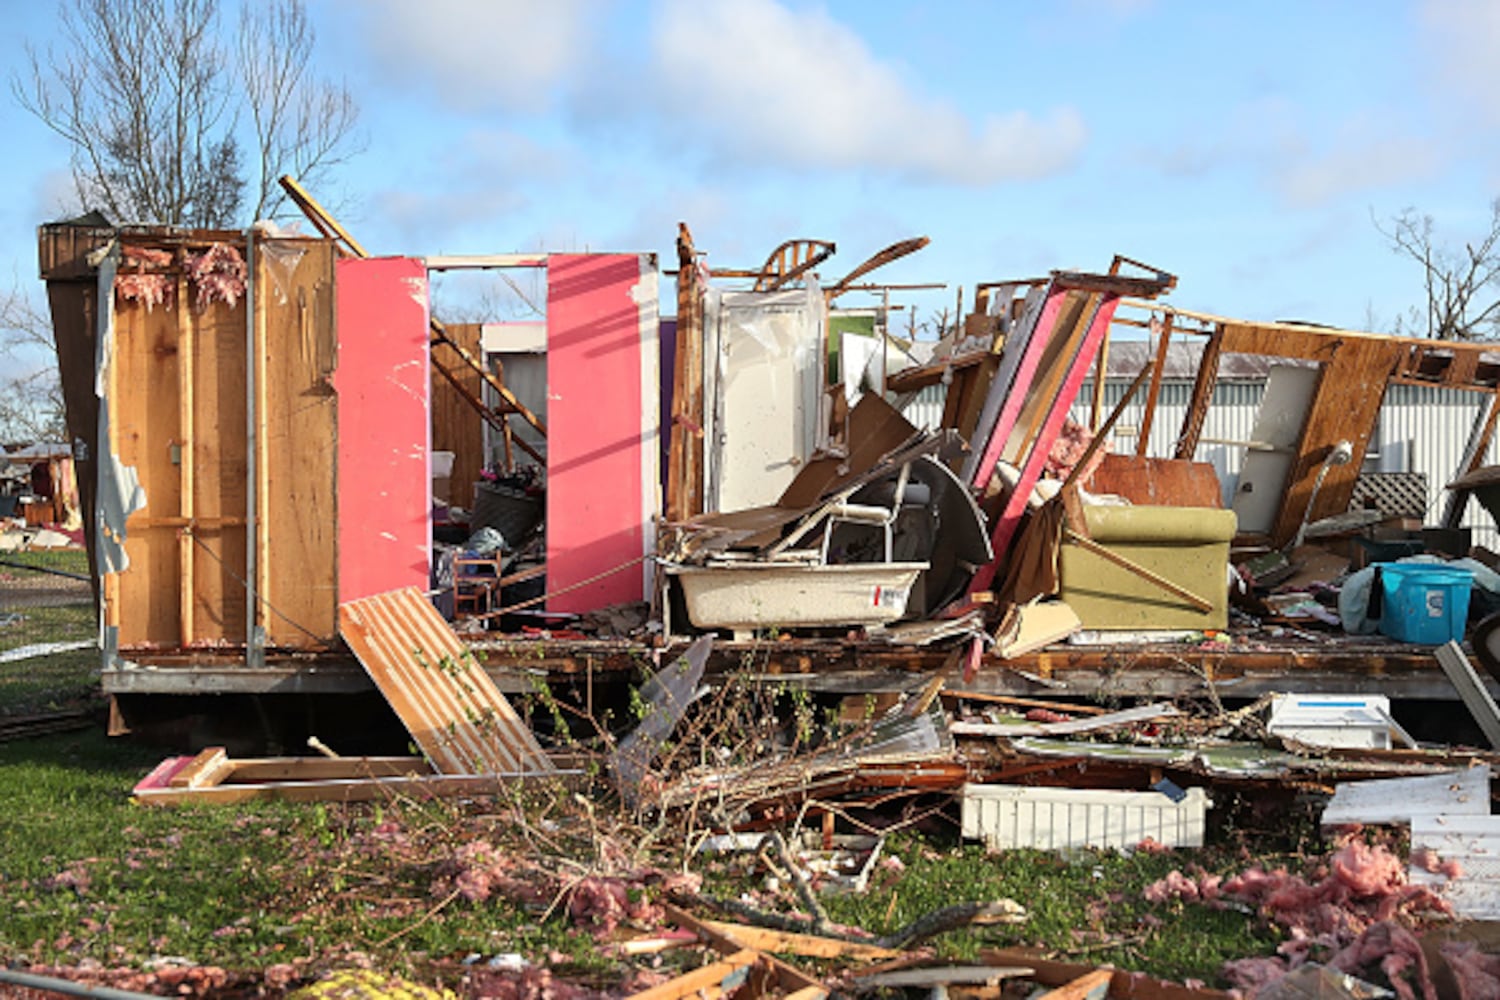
338, 587, 553, 775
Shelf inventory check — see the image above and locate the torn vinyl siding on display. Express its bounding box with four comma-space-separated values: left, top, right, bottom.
545, 254, 660, 613
702, 282, 826, 512
333, 257, 433, 605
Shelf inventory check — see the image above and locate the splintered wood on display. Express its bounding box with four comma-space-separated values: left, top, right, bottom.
338, 587, 554, 775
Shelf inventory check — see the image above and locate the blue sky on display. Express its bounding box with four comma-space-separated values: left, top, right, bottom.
4, 0, 1500, 368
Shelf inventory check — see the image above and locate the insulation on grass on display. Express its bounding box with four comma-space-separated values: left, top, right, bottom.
1441, 940, 1500, 1000
1144, 834, 1455, 999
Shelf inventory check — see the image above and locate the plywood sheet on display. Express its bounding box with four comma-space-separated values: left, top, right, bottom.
261, 240, 338, 646
189, 279, 250, 644
545, 254, 659, 613
333, 257, 432, 604
338, 587, 552, 775
114, 300, 184, 647
1084, 455, 1222, 508
431, 321, 486, 503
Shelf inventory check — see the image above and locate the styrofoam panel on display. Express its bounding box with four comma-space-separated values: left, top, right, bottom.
961, 783, 1208, 851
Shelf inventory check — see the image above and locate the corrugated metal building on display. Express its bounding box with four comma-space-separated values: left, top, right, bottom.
897, 338, 1500, 549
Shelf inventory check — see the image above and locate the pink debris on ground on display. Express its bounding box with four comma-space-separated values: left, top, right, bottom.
1145, 833, 1456, 998
1440, 940, 1500, 1000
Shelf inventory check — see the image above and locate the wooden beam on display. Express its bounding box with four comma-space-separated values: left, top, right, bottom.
278, 174, 548, 439
176, 274, 195, 648
667, 223, 705, 521
1136, 312, 1174, 457
1174, 324, 1222, 460
430, 352, 546, 465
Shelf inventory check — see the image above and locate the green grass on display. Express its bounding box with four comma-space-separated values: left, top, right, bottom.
0, 732, 1280, 989
0, 658, 1301, 993
0, 549, 90, 577
0, 648, 100, 715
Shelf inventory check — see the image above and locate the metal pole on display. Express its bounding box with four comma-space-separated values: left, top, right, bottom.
0, 967, 163, 1000
244, 229, 264, 668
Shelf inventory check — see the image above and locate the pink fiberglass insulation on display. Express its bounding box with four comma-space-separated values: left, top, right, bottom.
184, 243, 247, 310
1441, 940, 1500, 1000
1144, 833, 1456, 998
115, 245, 175, 311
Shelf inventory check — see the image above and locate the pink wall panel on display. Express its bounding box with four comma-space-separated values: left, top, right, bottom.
334, 257, 432, 603
546, 254, 658, 613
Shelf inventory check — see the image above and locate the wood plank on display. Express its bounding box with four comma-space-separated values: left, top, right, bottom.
338, 587, 553, 775
116, 298, 183, 647
1173, 332, 1222, 462
167, 747, 231, 788
625, 949, 760, 1000
190, 262, 250, 646
135, 766, 546, 806
1037, 969, 1112, 1000
1136, 313, 1174, 456
259, 240, 339, 645
696, 918, 902, 961
177, 275, 195, 648
1084, 455, 1222, 508
1435, 641, 1500, 749
430, 322, 487, 508
973, 293, 1122, 592
1216, 325, 1403, 546
668, 226, 704, 523
660, 904, 828, 997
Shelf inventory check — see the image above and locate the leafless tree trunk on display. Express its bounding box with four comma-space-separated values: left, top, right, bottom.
1376, 199, 1500, 341
14, 0, 359, 228
238, 1, 361, 220
0, 292, 66, 442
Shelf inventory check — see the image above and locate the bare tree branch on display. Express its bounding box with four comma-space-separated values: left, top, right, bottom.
1374, 199, 1500, 341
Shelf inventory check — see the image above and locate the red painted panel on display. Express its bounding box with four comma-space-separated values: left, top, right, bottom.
546, 255, 658, 613
973, 295, 1122, 592
334, 257, 432, 603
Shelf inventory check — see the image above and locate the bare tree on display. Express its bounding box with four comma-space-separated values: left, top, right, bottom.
0, 291, 66, 442
14, 0, 360, 228
238, 1, 361, 220
1376, 199, 1500, 341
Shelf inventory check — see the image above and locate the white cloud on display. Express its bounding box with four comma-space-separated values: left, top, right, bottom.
1420, 0, 1500, 123
354, 0, 604, 111
647, 0, 1085, 185
1275, 135, 1440, 208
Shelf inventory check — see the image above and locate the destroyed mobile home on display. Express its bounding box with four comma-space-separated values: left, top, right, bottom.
31, 179, 1500, 996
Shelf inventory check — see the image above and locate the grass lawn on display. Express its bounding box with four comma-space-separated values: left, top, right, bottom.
0, 721, 1295, 993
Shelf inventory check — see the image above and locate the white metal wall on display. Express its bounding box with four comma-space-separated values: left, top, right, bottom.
896, 378, 1500, 550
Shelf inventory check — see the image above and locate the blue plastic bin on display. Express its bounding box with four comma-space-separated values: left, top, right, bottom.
1377, 562, 1473, 644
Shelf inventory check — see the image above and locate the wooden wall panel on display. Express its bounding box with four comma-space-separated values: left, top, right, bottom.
260, 240, 339, 647
188, 288, 250, 644
546, 254, 658, 613
114, 302, 183, 647
333, 257, 432, 604
430, 321, 486, 507
1217, 323, 1405, 545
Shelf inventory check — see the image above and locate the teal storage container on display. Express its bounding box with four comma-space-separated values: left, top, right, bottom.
1377, 563, 1473, 644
